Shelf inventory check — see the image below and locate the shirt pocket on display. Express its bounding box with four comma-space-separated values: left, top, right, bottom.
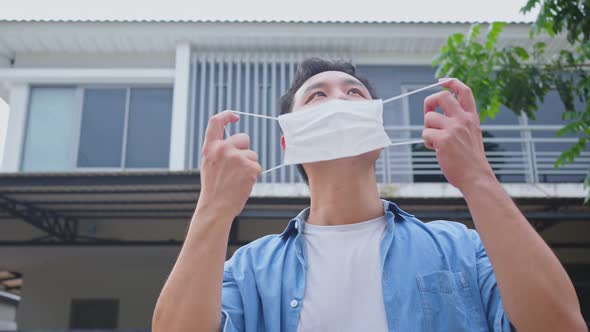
416, 270, 482, 332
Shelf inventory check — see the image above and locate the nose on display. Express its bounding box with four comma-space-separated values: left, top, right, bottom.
334, 91, 353, 101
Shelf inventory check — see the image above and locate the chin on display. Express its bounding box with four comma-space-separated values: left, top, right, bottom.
305, 149, 383, 172
359, 149, 383, 164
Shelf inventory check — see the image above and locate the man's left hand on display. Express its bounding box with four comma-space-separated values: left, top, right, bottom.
422, 78, 497, 192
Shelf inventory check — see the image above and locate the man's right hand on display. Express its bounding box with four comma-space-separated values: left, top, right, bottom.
196, 111, 262, 221
153, 110, 260, 332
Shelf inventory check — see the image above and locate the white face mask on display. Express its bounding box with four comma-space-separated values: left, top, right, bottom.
229, 79, 450, 175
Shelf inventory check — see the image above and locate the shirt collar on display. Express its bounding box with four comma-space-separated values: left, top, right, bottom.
278, 199, 413, 239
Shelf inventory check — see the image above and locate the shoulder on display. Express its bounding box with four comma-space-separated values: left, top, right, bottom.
423, 219, 475, 238
224, 233, 289, 274
402, 216, 480, 252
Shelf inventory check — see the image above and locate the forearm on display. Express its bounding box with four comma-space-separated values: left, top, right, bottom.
461, 177, 585, 332
153, 204, 233, 332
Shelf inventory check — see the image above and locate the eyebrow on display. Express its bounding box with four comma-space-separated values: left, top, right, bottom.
301, 78, 366, 96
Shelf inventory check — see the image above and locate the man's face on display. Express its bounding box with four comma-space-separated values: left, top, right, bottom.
291, 71, 372, 112
281, 70, 383, 179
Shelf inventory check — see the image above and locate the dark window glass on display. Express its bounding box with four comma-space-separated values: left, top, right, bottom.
77, 89, 126, 167
125, 88, 173, 168
70, 299, 118, 329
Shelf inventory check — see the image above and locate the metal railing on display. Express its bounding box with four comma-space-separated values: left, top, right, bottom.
376, 125, 589, 184
243, 124, 588, 184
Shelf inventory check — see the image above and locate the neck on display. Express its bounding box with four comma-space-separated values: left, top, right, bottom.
306, 163, 384, 226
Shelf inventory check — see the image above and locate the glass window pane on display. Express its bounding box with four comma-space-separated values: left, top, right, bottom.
22, 87, 77, 171
77, 88, 126, 168
125, 88, 173, 168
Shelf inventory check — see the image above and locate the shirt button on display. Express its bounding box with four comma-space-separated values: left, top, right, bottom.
290, 299, 298, 308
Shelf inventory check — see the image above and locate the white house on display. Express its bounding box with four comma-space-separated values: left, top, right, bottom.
0, 19, 588, 330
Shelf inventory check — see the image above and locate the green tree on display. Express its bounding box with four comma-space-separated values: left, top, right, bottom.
433, 0, 590, 202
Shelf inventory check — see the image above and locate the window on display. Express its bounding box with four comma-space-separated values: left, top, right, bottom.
70, 299, 118, 329
22, 87, 77, 171
76, 87, 173, 169
125, 88, 173, 168
77, 88, 127, 167
23, 86, 173, 171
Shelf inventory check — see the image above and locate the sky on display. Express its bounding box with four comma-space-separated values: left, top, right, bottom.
0, 0, 539, 162
0, 0, 538, 22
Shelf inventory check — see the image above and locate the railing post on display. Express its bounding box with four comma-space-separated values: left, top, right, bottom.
384, 148, 391, 184
520, 116, 538, 183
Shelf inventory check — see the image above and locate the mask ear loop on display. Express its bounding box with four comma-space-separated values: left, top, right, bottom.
382, 78, 452, 147
389, 139, 423, 146
230, 110, 278, 120
382, 79, 452, 105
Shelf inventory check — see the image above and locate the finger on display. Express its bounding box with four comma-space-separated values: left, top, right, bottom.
424, 111, 449, 129
422, 128, 444, 150
424, 91, 462, 117
245, 160, 263, 175
438, 78, 477, 113
204, 111, 240, 145
239, 149, 258, 162
226, 133, 250, 150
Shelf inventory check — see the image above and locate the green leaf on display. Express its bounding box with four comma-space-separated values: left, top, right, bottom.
452, 33, 464, 45
520, 0, 540, 14
486, 22, 506, 50
467, 24, 481, 42
513, 46, 530, 60
554, 138, 588, 168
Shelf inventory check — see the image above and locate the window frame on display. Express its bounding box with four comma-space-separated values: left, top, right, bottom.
22, 84, 174, 172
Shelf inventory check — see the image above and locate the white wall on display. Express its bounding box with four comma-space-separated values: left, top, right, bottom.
0, 98, 8, 167
1, 247, 181, 329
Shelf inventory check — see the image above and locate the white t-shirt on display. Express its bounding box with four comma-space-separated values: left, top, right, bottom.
296, 214, 389, 332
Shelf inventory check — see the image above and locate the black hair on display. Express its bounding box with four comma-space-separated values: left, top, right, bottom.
278, 57, 377, 183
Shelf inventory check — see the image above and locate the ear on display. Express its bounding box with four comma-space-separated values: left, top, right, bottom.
281, 136, 286, 151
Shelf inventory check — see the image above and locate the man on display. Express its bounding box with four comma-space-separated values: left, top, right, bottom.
153, 58, 586, 331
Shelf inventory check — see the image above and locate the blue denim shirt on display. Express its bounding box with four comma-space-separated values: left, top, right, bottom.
221, 200, 514, 331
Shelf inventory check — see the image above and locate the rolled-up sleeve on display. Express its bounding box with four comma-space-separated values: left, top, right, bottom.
469, 229, 516, 332
220, 263, 245, 332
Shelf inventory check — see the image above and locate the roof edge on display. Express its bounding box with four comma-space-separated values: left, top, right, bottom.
0, 18, 535, 25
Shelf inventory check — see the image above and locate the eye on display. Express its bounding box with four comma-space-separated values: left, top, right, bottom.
348, 88, 364, 96
305, 91, 326, 103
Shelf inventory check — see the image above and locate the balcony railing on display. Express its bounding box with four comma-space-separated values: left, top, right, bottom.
253, 124, 589, 184
380, 124, 589, 184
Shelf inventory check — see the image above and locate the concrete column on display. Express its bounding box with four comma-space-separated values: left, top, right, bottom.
169, 43, 192, 170
1, 83, 29, 172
